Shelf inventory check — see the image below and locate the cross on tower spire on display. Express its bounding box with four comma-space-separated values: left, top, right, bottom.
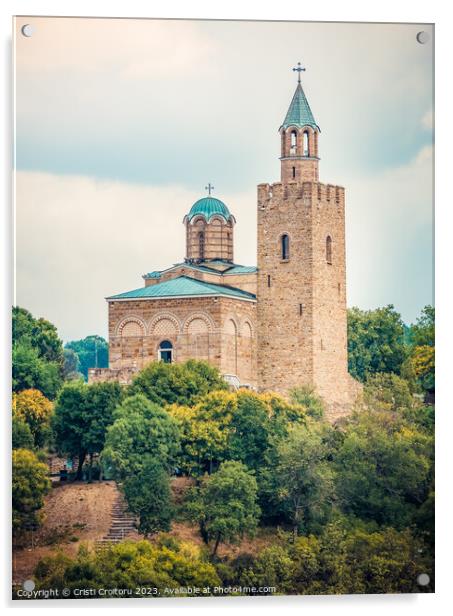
292, 61, 305, 84
205, 183, 214, 196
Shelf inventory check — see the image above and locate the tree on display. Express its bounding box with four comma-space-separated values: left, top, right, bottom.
287, 521, 433, 594
123, 458, 173, 536
12, 449, 51, 536
264, 424, 335, 535
83, 382, 125, 480
168, 403, 229, 476
63, 348, 82, 380
334, 410, 433, 528
101, 394, 180, 479
227, 391, 271, 471
188, 460, 260, 556
409, 345, 435, 394
347, 305, 407, 381
238, 545, 294, 593
12, 416, 34, 450
364, 373, 414, 414
12, 307, 64, 398
129, 359, 227, 407
53, 381, 123, 480
410, 305, 434, 347
12, 343, 62, 400
33, 539, 221, 595
13, 306, 64, 364
401, 306, 435, 397
12, 389, 53, 448
64, 335, 108, 380
290, 386, 325, 419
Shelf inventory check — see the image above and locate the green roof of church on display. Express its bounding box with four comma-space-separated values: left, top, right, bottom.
281, 83, 319, 131
187, 197, 232, 222
107, 275, 256, 301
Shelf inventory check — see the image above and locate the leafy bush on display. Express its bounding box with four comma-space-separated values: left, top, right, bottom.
12, 449, 51, 536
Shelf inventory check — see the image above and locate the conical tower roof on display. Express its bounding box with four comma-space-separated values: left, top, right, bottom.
280, 82, 320, 131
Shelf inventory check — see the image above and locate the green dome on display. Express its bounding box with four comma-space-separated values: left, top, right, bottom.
187, 197, 232, 222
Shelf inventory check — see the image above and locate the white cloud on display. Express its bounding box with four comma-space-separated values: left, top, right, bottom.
15, 17, 216, 77
345, 145, 433, 320
15, 171, 256, 341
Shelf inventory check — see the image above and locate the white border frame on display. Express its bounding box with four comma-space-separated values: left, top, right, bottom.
2, 2, 450, 615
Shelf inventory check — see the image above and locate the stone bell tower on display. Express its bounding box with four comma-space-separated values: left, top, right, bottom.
256, 63, 360, 416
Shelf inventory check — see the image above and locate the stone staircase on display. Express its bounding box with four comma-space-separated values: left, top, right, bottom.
95, 490, 137, 549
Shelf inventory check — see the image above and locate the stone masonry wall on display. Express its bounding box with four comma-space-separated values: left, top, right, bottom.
256, 180, 361, 415
91, 295, 257, 387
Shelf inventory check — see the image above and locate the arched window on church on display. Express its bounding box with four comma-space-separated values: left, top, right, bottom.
158, 340, 173, 363
326, 235, 332, 264
281, 234, 290, 260
303, 131, 309, 156
290, 130, 297, 154
198, 231, 205, 260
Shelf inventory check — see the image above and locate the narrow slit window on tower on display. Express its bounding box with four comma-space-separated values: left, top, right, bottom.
198, 231, 205, 260
281, 234, 290, 260
326, 235, 332, 264
292, 166, 296, 179
267, 274, 271, 287
299, 303, 303, 316
303, 131, 309, 156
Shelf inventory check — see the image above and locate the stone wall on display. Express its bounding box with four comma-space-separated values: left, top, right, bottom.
256, 179, 361, 411
98, 295, 257, 387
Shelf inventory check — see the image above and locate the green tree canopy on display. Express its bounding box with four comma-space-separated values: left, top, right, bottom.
123, 458, 173, 536
409, 305, 435, 347
64, 335, 108, 380
260, 423, 335, 534
12, 416, 34, 450
12, 448, 51, 536
168, 390, 306, 476
129, 359, 228, 407
62, 348, 83, 381
102, 394, 180, 479
188, 460, 261, 556
12, 388, 53, 448
13, 306, 64, 364
53, 381, 123, 479
12, 343, 62, 400
347, 305, 407, 381
288, 522, 433, 594
334, 409, 433, 528
33, 539, 220, 595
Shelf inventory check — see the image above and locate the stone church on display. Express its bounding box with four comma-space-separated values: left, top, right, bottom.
89, 67, 360, 413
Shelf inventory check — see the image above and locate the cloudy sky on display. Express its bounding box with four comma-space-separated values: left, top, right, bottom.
14, 17, 433, 341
